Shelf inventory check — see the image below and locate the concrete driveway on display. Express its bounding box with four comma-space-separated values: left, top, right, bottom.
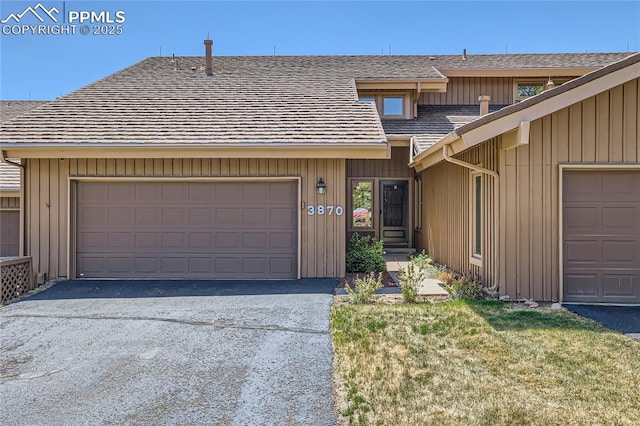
0, 279, 337, 425
565, 305, 640, 340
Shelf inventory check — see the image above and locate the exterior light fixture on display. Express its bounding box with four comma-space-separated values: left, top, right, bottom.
316, 178, 326, 195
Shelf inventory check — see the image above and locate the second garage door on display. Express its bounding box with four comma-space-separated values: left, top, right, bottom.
563, 171, 640, 304
76, 181, 298, 279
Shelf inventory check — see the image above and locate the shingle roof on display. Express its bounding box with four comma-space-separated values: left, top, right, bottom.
0, 101, 47, 191
1, 101, 49, 123
0, 53, 632, 146
383, 105, 506, 152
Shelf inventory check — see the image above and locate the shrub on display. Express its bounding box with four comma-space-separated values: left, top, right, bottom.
409, 250, 432, 271
344, 272, 383, 304
346, 233, 385, 273
398, 261, 425, 303
437, 271, 455, 284
444, 274, 485, 300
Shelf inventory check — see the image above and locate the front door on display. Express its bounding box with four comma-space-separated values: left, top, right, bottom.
380, 181, 408, 245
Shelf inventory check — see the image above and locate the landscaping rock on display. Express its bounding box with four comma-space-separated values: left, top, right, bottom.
499, 295, 510, 301
524, 299, 539, 308
550, 303, 563, 310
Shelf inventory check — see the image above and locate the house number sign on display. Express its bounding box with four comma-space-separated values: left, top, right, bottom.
307, 205, 344, 216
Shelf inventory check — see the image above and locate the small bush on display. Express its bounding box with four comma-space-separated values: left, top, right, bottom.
437, 271, 455, 284
345, 272, 383, 304
398, 262, 425, 303
346, 233, 385, 273
409, 250, 432, 271
444, 274, 485, 300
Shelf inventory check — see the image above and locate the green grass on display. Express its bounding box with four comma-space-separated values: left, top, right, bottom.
331, 301, 640, 425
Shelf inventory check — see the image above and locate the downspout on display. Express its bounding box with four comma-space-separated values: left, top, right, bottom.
1, 151, 25, 256
414, 82, 422, 118
442, 144, 499, 293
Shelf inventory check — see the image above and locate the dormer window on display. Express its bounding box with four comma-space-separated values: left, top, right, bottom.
382, 96, 404, 117
358, 92, 410, 119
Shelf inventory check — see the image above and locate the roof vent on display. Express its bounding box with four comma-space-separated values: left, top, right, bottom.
429, 56, 435, 60
204, 39, 213, 76
479, 95, 490, 116
462, 48, 467, 60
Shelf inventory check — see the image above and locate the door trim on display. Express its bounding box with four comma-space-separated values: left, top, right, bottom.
67, 176, 301, 280
558, 164, 640, 304
380, 179, 410, 246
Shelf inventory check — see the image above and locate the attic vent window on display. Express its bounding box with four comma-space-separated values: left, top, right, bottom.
383, 96, 403, 117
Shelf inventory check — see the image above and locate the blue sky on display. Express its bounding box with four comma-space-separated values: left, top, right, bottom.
1, 1, 639, 100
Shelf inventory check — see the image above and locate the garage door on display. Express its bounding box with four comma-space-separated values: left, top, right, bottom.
563, 171, 640, 304
0, 210, 19, 256
76, 181, 297, 279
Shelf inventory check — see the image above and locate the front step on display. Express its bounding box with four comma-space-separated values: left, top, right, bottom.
383, 247, 416, 254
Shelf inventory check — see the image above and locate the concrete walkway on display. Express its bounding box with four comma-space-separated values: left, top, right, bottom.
335, 254, 449, 297
384, 253, 449, 296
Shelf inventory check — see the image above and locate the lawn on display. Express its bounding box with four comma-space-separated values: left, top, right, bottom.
331, 300, 640, 425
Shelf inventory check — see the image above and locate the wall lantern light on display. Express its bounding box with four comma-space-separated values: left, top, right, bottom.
316, 178, 326, 195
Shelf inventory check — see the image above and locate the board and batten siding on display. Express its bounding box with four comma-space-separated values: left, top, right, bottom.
421, 77, 516, 105
421, 140, 499, 287
1, 197, 19, 209
500, 77, 640, 301
25, 158, 346, 280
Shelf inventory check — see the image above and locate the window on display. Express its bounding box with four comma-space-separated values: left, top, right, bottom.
356, 92, 409, 118
471, 173, 482, 261
382, 96, 404, 116
514, 79, 568, 102
351, 180, 373, 229
414, 176, 423, 230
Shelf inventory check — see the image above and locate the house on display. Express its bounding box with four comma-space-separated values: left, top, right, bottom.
0, 42, 637, 303
0, 101, 48, 256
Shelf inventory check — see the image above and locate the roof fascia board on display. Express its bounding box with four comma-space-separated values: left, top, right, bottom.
356, 80, 447, 91
436, 67, 599, 78
2, 143, 391, 160
0, 189, 20, 197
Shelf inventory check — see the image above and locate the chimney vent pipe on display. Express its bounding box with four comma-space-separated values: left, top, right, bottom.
204, 39, 213, 76
462, 48, 467, 60
479, 95, 490, 116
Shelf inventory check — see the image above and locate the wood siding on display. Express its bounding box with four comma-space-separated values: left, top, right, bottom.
25, 158, 346, 280
500, 77, 640, 301
347, 147, 412, 178
421, 140, 499, 286
421, 77, 515, 105
1, 197, 19, 209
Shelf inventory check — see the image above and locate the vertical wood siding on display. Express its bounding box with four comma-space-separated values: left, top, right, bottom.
0, 197, 20, 209
421, 77, 515, 105
421, 140, 499, 287
25, 158, 346, 279
500, 78, 639, 301
347, 147, 412, 178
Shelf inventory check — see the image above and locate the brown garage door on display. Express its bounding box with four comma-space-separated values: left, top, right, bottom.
563, 171, 640, 304
0, 210, 20, 256
76, 181, 297, 279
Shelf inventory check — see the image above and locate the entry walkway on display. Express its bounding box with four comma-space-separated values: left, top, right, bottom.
383, 253, 449, 296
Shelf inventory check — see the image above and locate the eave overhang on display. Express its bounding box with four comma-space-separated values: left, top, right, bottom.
1, 142, 391, 159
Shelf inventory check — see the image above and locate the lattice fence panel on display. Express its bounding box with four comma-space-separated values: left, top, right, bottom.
0, 257, 33, 305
